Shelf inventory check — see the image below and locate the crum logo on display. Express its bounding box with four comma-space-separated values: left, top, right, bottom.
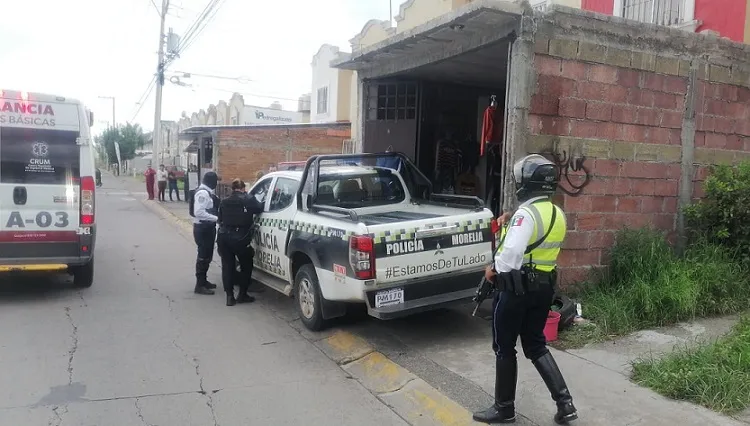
533, 140, 590, 197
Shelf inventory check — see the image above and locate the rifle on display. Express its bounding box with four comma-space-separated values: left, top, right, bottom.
471, 276, 496, 317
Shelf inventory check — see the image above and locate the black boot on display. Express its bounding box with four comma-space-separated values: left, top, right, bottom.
473, 357, 517, 424
194, 282, 214, 295
533, 352, 578, 424
236, 286, 255, 304
194, 259, 215, 295
226, 292, 237, 306
204, 281, 217, 289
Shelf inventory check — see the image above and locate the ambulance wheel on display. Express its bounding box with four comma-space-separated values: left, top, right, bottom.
294, 264, 326, 331
72, 260, 94, 288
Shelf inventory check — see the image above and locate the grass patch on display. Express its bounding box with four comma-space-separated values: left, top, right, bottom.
572, 228, 750, 338
550, 322, 606, 350
631, 316, 750, 414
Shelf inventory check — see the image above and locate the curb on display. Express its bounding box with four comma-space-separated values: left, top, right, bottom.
139, 193, 485, 425
316, 331, 485, 426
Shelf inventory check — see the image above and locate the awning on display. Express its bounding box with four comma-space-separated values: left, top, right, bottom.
332, 0, 523, 79
183, 140, 199, 153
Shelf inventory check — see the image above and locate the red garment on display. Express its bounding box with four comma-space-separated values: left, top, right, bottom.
145, 168, 156, 200
480, 105, 504, 156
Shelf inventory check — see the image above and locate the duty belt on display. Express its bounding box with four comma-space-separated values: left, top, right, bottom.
219, 225, 252, 232
495, 268, 555, 296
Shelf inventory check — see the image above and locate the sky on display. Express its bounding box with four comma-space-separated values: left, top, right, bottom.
0, 0, 392, 137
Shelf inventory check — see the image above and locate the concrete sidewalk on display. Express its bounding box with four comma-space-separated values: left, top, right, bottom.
123, 170, 749, 426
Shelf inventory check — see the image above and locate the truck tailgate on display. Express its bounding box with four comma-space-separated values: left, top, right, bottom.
367, 210, 494, 284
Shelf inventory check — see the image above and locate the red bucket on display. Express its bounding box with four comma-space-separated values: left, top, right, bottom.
544, 311, 561, 342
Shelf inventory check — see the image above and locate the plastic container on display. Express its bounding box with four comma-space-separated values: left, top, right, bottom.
544, 310, 562, 342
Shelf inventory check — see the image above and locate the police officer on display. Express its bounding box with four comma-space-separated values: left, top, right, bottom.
217, 178, 264, 306
192, 171, 220, 295
473, 154, 578, 425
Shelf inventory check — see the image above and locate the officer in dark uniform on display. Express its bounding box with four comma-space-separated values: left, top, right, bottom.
473, 154, 577, 425
192, 171, 221, 295
217, 178, 264, 306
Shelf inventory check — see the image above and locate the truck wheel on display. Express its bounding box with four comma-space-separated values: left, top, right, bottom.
552, 293, 576, 330
73, 260, 94, 288
294, 264, 326, 331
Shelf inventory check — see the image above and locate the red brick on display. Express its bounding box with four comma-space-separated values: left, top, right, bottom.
704, 132, 727, 149
642, 73, 665, 91
582, 179, 607, 195
726, 134, 743, 150
663, 76, 688, 94
622, 162, 665, 179
646, 127, 671, 144
618, 124, 648, 142
666, 164, 682, 180
537, 75, 577, 98
738, 87, 750, 102
744, 137, 750, 151
628, 89, 655, 107
531, 95, 560, 115
537, 116, 570, 136
576, 249, 602, 266
564, 232, 590, 250
595, 122, 619, 140
654, 180, 679, 196
631, 179, 656, 196
694, 132, 706, 147
611, 105, 637, 124
536, 55, 562, 75
715, 84, 738, 101
617, 197, 641, 213
557, 249, 577, 267
591, 196, 617, 212
653, 214, 676, 231
635, 108, 660, 126
693, 181, 706, 198
558, 98, 586, 118
559, 267, 589, 285
607, 178, 632, 195
529, 114, 543, 134
706, 100, 727, 116
589, 231, 616, 248
696, 114, 715, 132
569, 120, 598, 138
618, 69, 641, 88
694, 166, 711, 180
561, 60, 587, 79
564, 195, 591, 212
575, 213, 605, 231
588, 64, 618, 84
594, 159, 620, 177
654, 92, 678, 110
726, 102, 748, 119
711, 116, 733, 134
585, 102, 613, 121
669, 128, 682, 145
663, 197, 678, 213
581, 82, 627, 103
659, 110, 683, 128
736, 120, 750, 136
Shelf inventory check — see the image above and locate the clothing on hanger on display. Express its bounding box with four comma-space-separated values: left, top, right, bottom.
480, 97, 504, 156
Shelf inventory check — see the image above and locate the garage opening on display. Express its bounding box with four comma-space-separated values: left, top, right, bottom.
362, 40, 511, 216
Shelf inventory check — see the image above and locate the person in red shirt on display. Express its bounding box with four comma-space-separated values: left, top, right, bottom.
144, 164, 156, 200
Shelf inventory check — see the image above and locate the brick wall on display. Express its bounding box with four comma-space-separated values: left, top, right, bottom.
216, 124, 350, 185
529, 36, 750, 285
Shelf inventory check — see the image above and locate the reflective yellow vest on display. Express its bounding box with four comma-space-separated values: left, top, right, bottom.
498, 200, 566, 272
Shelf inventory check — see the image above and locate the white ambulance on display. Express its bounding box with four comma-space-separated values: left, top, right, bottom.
0, 90, 97, 287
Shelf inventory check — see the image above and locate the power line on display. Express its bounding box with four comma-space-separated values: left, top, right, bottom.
177, 83, 302, 103
149, 0, 160, 15
166, 0, 223, 65
171, 70, 252, 83
178, 0, 226, 54
130, 76, 157, 122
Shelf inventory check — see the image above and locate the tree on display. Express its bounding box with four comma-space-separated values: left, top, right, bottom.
94, 123, 147, 164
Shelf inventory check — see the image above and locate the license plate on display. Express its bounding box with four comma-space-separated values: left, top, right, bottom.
375, 288, 404, 308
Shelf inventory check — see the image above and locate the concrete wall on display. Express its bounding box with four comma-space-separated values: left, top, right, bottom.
216, 124, 351, 184
527, 7, 750, 284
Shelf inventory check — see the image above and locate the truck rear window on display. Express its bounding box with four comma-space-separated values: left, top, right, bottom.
317, 172, 406, 207
0, 127, 80, 184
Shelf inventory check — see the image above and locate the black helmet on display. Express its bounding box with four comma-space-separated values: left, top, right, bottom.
202, 171, 218, 190
513, 154, 558, 200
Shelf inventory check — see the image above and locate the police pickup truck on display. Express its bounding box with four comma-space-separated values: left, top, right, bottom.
247, 153, 498, 331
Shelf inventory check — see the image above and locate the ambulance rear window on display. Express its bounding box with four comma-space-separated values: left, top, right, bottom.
0, 127, 80, 184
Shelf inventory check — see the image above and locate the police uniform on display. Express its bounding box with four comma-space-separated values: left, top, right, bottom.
473, 154, 578, 425
217, 188, 264, 306
192, 172, 220, 295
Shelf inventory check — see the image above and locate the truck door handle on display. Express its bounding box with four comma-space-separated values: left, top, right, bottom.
13, 187, 27, 205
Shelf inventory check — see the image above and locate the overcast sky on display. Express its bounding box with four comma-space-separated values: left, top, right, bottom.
0, 0, 391, 136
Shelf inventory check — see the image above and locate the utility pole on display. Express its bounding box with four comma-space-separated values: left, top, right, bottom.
153, 0, 169, 167
97, 96, 116, 128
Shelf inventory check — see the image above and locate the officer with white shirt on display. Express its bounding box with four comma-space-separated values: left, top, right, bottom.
473, 154, 578, 425
191, 172, 221, 295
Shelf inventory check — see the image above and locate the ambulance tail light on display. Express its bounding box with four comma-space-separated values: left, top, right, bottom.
349, 235, 375, 280
80, 176, 95, 225
491, 218, 500, 252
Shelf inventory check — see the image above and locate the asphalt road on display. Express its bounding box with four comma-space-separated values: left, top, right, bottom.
0, 183, 408, 426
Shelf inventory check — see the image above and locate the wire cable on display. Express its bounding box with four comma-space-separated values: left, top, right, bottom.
178, 0, 226, 54
129, 76, 157, 122
176, 83, 302, 103
149, 0, 160, 15
171, 70, 252, 83
173, 0, 217, 55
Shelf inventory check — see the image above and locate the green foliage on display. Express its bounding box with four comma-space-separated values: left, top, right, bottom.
575, 228, 750, 336
632, 316, 750, 414
684, 161, 750, 261
94, 123, 147, 163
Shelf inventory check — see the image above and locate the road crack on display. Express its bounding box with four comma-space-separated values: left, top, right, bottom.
64, 307, 78, 385
171, 340, 219, 426
134, 398, 153, 426
377, 377, 417, 397
49, 405, 68, 426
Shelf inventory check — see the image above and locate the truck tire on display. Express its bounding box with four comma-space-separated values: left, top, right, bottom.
73, 260, 94, 288
294, 264, 326, 331
551, 293, 576, 330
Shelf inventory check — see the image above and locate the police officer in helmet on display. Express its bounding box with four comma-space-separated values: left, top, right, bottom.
217, 178, 264, 306
192, 171, 221, 295
473, 154, 578, 425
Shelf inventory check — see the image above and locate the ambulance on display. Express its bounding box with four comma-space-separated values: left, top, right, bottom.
0, 90, 97, 287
